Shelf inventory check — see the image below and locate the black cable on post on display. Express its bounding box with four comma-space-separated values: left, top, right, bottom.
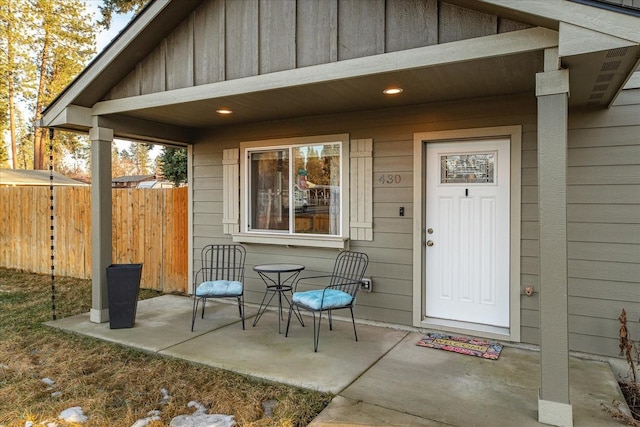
49, 128, 56, 321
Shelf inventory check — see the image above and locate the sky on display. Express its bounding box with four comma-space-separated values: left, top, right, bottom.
82, 2, 163, 169
83, 0, 135, 52
3, 2, 139, 168
82, 2, 163, 162
3, 1, 162, 171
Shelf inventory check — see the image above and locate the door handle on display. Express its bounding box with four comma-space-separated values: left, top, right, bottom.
426, 240, 434, 247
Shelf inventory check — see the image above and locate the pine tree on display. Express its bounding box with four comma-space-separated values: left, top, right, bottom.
112, 144, 126, 178
128, 142, 152, 175
30, 0, 96, 170
0, 0, 33, 169
97, 0, 149, 29
56, 130, 90, 180
159, 147, 187, 187
306, 147, 324, 185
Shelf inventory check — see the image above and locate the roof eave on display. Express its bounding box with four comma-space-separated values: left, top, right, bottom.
448, 0, 640, 43
41, 0, 205, 128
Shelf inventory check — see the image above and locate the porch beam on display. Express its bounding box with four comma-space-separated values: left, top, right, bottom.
89, 126, 113, 323
40, 0, 205, 128
95, 114, 192, 145
536, 48, 572, 427
91, 26, 557, 116
41, 105, 191, 145
45, 105, 92, 130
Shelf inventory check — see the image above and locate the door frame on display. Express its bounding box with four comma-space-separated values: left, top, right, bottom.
412, 125, 522, 342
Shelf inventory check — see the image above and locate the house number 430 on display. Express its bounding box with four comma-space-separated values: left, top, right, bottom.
378, 174, 402, 184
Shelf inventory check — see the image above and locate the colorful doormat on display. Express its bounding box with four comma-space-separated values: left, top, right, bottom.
417, 333, 503, 360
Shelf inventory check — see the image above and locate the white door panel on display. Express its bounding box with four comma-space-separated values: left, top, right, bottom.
425, 139, 510, 327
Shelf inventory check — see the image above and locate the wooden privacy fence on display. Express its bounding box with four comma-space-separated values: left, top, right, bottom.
0, 186, 188, 293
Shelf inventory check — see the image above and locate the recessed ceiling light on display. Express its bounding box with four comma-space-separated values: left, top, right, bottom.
216, 108, 233, 115
383, 87, 403, 95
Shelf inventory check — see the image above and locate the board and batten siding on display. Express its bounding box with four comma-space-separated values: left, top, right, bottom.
107, 0, 531, 100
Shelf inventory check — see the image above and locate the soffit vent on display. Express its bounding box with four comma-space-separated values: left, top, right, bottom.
596, 73, 615, 82
607, 47, 630, 58
601, 60, 622, 72
589, 93, 605, 100
593, 83, 610, 92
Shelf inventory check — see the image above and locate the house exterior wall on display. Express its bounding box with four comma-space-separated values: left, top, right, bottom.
521, 88, 640, 357
191, 94, 535, 325
98, 0, 640, 359
107, 0, 530, 100
565, 90, 640, 356
190, 91, 640, 358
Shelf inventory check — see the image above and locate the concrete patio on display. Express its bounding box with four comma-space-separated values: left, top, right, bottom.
47, 295, 630, 426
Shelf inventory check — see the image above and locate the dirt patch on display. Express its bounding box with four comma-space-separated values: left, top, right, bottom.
603, 309, 640, 426
619, 382, 640, 426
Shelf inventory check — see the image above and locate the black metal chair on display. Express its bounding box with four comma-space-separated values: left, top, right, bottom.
191, 244, 246, 331
285, 250, 369, 352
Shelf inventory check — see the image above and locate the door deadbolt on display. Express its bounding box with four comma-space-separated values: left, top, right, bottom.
426, 240, 434, 247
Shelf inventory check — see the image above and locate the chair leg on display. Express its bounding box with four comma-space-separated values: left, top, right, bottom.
350, 307, 358, 342
191, 297, 199, 332
285, 303, 293, 337
238, 296, 245, 330
313, 312, 322, 352
328, 310, 333, 330
201, 298, 207, 319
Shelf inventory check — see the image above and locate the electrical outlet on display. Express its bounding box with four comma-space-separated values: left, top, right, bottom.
360, 278, 372, 292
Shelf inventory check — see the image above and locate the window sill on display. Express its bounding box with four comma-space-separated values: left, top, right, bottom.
232, 233, 349, 249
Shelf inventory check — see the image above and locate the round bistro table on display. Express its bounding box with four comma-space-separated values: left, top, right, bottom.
252, 263, 305, 333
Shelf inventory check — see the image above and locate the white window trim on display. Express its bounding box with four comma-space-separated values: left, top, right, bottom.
233, 133, 350, 248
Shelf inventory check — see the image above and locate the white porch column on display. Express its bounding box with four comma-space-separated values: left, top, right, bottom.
89, 126, 113, 323
536, 48, 572, 427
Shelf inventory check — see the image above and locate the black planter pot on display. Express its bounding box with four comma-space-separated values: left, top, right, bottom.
106, 264, 143, 329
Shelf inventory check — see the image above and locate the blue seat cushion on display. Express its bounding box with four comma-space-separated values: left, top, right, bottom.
293, 289, 353, 310
196, 280, 243, 297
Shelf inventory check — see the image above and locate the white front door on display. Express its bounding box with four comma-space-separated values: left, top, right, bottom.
425, 138, 510, 327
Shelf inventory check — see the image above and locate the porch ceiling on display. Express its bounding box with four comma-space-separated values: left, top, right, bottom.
107, 51, 543, 130
97, 47, 637, 137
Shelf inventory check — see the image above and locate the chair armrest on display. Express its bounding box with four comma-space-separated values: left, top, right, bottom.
324, 280, 361, 299
325, 280, 362, 288
192, 268, 211, 293
192, 269, 202, 293
293, 274, 335, 292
